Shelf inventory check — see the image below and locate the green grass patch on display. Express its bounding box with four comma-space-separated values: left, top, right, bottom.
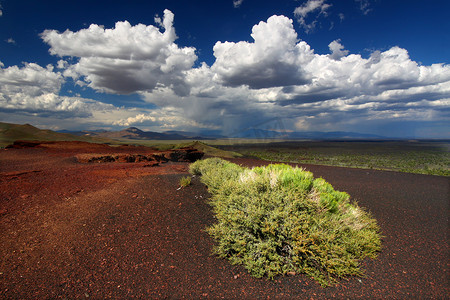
190, 158, 381, 286
172, 141, 243, 158
179, 176, 192, 187
224, 141, 450, 176
103, 140, 243, 158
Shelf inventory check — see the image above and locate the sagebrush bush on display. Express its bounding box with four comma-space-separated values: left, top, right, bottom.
190, 158, 381, 286
189, 157, 244, 193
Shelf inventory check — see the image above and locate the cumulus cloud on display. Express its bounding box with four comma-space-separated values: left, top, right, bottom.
209, 14, 449, 135
6, 38, 16, 44
113, 110, 219, 130
209, 13, 449, 98
0, 93, 114, 118
328, 39, 349, 60
113, 113, 156, 126
294, 0, 331, 33
41, 9, 197, 96
4, 10, 449, 137
0, 62, 117, 119
139, 13, 449, 135
0, 62, 63, 97
212, 15, 313, 89
280, 46, 450, 107
0, 59, 222, 131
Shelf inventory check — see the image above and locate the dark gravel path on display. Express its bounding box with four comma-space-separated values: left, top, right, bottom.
1, 152, 448, 298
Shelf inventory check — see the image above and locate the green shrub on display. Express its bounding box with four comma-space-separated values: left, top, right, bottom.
179, 176, 192, 187
190, 158, 381, 286
189, 157, 244, 193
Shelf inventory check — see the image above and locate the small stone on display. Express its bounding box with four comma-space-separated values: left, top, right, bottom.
287, 271, 296, 276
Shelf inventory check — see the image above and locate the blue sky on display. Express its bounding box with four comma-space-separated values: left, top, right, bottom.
0, 0, 449, 138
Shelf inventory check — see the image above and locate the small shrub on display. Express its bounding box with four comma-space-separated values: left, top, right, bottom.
179, 176, 192, 187
190, 158, 381, 286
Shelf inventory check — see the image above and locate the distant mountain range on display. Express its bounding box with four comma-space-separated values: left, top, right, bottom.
1, 122, 395, 148
58, 127, 212, 140
60, 126, 387, 140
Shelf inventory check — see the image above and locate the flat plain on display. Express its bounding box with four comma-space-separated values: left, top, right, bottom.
218, 140, 450, 176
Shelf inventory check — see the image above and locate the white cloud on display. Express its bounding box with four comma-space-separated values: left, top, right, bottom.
41, 9, 197, 96
328, 39, 349, 61
294, 0, 331, 33
0, 59, 222, 132
139, 13, 450, 135
0, 93, 114, 117
208, 15, 448, 135
56, 59, 68, 69
0, 61, 117, 119
113, 113, 156, 126
212, 15, 313, 89
113, 110, 220, 130
6, 38, 16, 44
209, 14, 450, 101
233, 0, 244, 8
3, 11, 449, 137
0, 62, 63, 97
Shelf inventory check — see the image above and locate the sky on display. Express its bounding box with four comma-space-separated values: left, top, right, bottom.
0, 0, 449, 138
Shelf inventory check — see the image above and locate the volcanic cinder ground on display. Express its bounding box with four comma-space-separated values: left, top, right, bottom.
0, 141, 448, 298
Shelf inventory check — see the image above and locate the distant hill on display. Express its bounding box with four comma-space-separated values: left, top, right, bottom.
163, 130, 216, 140
62, 127, 227, 140
64, 127, 191, 140
0, 122, 112, 148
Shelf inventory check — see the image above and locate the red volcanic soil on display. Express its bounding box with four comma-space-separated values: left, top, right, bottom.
0, 142, 448, 298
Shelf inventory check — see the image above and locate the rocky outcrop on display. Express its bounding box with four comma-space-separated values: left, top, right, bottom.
77, 153, 164, 164
5, 141, 204, 164
76, 147, 203, 164
5, 140, 42, 149
162, 147, 204, 162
